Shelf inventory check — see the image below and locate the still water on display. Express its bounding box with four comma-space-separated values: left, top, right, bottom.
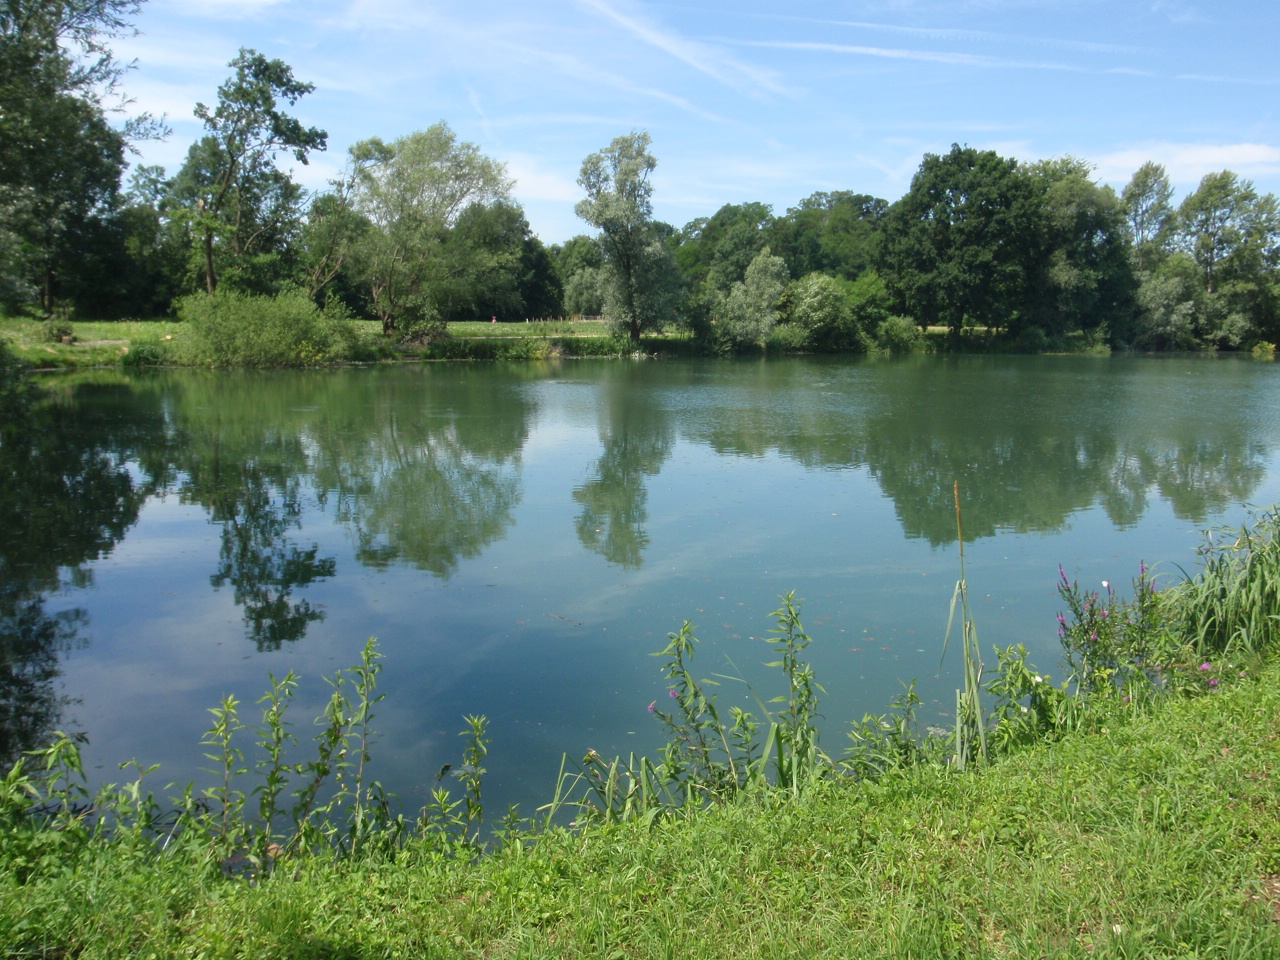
5, 355, 1280, 817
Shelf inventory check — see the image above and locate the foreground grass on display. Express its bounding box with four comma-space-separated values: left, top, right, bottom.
6, 663, 1280, 959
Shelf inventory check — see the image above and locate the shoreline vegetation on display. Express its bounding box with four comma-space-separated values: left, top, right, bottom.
3, 312, 1272, 374
3, 504, 1280, 957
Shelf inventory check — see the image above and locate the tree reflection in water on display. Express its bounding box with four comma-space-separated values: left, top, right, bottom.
574, 367, 675, 569
0, 384, 159, 765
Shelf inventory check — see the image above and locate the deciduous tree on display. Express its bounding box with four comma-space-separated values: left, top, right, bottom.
178, 49, 326, 295
348, 124, 511, 337
576, 131, 682, 343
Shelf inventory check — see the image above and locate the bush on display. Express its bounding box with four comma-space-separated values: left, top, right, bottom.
875, 315, 924, 354
40, 318, 74, 343
786, 271, 889, 353
120, 342, 168, 367
176, 290, 366, 368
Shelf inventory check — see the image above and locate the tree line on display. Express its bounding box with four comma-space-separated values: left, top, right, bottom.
3, 3, 1277, 353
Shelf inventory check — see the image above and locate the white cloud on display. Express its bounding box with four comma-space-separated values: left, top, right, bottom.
1094, 142, 1280, 191
506, 154, 582, 204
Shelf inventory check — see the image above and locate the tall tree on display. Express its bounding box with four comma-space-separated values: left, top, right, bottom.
1121, 161, 1175, 272
718, 246, 789, 348
576, 131, 682, 343
178, 49, 326, 295
0, 0, 146, 312
1177, 171, 1258, 295
768, 191, 886, 281
881, 144, 1039, 336
1025, 157, 1134, 339
347, 123, 512, 337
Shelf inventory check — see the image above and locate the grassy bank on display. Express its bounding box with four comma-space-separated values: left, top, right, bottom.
2, 312, 1128, 370
4, 507, 1280, 958
0, 314, 698, 369
3, 661, 1279, 958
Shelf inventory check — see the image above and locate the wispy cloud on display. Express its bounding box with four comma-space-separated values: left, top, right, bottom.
574, 0, 788, 97
738, 40, 1078, 72
157, 0, 291, 20
747, 14, 1145, 55
1095, 142, 1280, 190
1176, 74, 1279, 86
514, 45, 729, 123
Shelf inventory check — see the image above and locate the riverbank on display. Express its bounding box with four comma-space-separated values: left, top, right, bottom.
0, 314, 1128, 370
3, 654, 1278, 958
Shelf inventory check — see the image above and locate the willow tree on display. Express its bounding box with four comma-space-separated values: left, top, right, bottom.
348, 123, 511, 337
575, 131, 681, 343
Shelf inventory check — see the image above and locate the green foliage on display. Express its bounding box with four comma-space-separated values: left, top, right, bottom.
1122, 161, 1176, 271
874, 314, 924, 353
39, 317, 74, 343
349, 124, 513, 337
175, 289, 367, 367
786, 270, 889, 352
557, 593, 831, 825
176, 48, 327, 296
576, 132, 683, 343
1164, 508, 1280, 657
883, 144, 1041, 337
715, 246, 789, 348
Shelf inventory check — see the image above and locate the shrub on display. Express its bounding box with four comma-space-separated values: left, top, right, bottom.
875, 315, 924, 354
176, 290, 362, 368
787, 271, 889, 353
40, 318, 74, 343
120, 342, 167, 367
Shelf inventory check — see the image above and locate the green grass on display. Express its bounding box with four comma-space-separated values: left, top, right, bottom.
0, 315, 695, 368
0, 316, 183, 368
5, 663, 1279, 958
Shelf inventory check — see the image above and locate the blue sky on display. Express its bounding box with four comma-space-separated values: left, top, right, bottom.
115, 0, 1280, 244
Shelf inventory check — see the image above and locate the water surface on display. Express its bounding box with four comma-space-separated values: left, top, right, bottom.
6, 355, 1279, 817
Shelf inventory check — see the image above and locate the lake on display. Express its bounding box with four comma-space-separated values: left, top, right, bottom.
6, 354, 1280, 819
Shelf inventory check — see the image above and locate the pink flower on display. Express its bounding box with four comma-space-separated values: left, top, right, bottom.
647, 701, 656, 713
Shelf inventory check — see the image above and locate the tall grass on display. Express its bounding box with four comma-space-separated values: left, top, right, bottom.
1168, 507, 1280, 655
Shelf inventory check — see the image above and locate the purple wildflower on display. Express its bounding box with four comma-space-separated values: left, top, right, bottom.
1200, 662, 1212, 671
669, 688, 679, 698
1100, 609, 1109, 619
1057, 614, 1067, 626
1059, 565, 1068, 584
1140, 560, 1147, 576
647, 701, 656, 713
1209, 679, 1220, 688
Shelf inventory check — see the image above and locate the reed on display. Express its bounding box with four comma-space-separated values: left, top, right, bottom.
942, 481, 987, 770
